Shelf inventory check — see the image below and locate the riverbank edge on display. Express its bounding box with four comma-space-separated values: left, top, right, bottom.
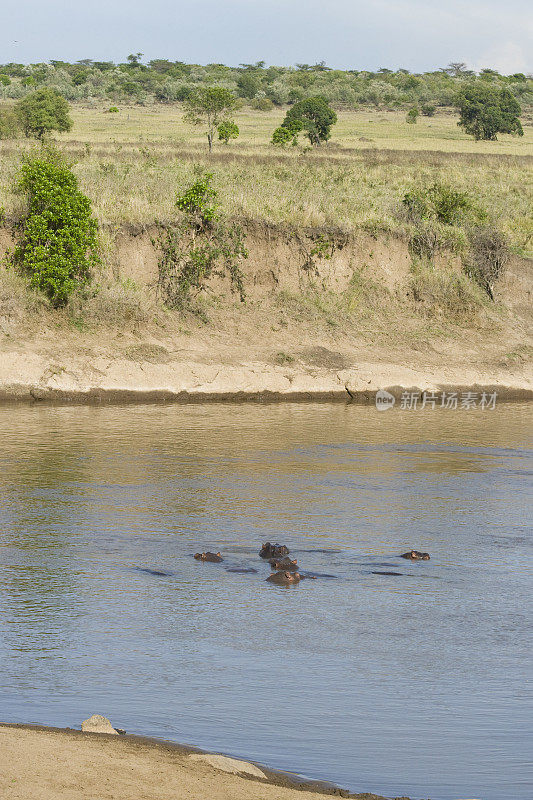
0, 383, 531, 405
0, 722, 411, 800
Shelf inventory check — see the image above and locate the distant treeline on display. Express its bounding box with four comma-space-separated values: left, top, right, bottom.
0, 58, 531, 110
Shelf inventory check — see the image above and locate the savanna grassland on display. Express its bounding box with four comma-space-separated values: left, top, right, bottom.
0, 100, 532, 402
0, 104, 532, 254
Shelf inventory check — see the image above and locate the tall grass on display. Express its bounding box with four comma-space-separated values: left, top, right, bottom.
0, 105, 532, 255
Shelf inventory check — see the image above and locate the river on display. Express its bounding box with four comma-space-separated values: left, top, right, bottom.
0, 402, 531, 800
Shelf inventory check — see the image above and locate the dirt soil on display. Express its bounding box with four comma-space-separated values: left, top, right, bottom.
0, 226, 531, 403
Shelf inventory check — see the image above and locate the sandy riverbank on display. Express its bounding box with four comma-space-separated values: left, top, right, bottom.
1, 337, 532, 405
0, 723, 409, 800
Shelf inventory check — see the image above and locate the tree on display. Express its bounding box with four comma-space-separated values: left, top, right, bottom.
184, 86, 236, 152
441, 62, 473, 77
217, 120, 239, 143
236, 72, 260, 99
16, 88, 72, 140
456, 84, 523, 141
280, 96, 337, 145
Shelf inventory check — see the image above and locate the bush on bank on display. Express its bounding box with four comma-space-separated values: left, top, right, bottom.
12, 148, 99, 306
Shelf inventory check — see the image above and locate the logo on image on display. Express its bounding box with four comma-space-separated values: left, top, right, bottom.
375, 389, 396, 411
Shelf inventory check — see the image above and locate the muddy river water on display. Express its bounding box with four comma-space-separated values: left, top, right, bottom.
0, 402, 531, 799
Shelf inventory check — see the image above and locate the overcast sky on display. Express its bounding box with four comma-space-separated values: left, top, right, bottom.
2, 0, 532, 73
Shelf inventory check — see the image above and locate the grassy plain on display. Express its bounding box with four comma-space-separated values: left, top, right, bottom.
0, 104, 532, 255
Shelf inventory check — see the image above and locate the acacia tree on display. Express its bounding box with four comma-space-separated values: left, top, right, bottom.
184, 86, 236, 152
280, 96, 337, 146
456, 84, 523, 141
16, 88, 72, 140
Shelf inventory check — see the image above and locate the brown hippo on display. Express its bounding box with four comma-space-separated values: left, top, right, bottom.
266, 570, 301, 586
260, 542, 290, 559
194, 551, 223, 563
269, 557, 299, 571
401, 550, 430, 561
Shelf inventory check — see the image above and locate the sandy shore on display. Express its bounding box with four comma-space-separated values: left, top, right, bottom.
0, 346, 532, 404
0, 723, 405, 800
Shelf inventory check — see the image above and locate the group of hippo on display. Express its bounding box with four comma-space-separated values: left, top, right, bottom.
193, 543, 430, 585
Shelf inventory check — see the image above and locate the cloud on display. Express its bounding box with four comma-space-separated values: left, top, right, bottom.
0, 0, 531, 72
474, 42, 530, 74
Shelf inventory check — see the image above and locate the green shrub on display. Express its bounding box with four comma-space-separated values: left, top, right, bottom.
406, 107, 419, 124
12, 150, 99, 306
271, 118, 302, 146
175, 171, 217, 226
16, 88, 73, 139
107, 106, 119, 113
403, 183, 483, 226
251, 96, 274, 111
0, 75, 11, 86
421, 103, 436, 116
154, 172, 247, 311
174, 86, 193, 102
408, 259, 486, 319
0, 106, 20, 139
217, 120, 239, 143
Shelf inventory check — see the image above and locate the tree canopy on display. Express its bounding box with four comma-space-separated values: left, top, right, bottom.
456, 84, 523, 141
16, 88, 72, 139
280, 96, 337, 145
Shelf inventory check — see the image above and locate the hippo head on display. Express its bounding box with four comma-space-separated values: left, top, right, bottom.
285, 571, 301, 582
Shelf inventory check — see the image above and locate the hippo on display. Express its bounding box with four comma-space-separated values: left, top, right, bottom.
260, 542, 290, 559
194, 551, 223, 563
400, 550, 430, 561
269, 557, 299, 571
266, 570, 301, 586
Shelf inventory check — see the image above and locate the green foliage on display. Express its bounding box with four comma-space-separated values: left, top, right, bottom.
12, 149, 99, 306
0, 106, 21, 139
271, 126, 295, 146
175, 171, 217, 226
0, 74, 11, 86
236, 72, 260, 99
1, 59, 532, 114
155, 173, 247, 311
406, 107, 419, 124
217, 120, 239, 143
421, 103, 436, 116
281, 97, 337, 145
184, 85, 236, 151
16, 88, 73, 139
107, 106, 119, 113
250, 96, 274, 111
456, 83, 523, 140
403, 183, 483, 226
